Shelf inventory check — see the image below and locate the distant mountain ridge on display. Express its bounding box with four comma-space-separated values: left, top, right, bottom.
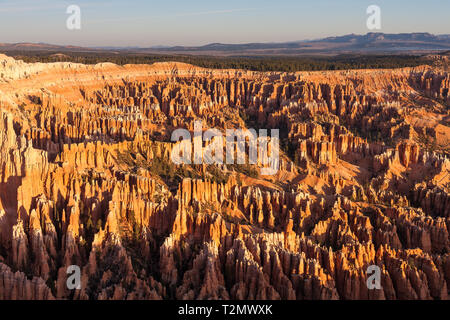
317, 32, 448, 43
1, 32, 450, 56
147, 32, 450, 55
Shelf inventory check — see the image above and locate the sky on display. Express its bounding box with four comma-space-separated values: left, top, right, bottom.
0, 0, 449, 47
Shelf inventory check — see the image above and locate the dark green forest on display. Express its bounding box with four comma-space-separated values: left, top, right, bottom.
4, 50, 434, 72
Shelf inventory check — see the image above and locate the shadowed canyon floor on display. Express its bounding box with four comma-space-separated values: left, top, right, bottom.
0, 54, 449, 300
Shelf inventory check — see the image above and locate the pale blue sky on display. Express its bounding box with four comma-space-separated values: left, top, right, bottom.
0, 0, 449, 46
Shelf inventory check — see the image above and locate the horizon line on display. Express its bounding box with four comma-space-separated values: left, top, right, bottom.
1, 31, 450, 49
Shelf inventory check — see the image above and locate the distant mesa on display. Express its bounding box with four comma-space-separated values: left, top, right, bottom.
1, 33, 450, 56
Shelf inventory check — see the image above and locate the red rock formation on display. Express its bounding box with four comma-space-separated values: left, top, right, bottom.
0, 55, 448, 300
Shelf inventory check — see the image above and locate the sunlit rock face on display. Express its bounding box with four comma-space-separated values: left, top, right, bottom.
0, 54, 449, 300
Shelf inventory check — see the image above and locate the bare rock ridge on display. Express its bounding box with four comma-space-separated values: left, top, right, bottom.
0, 55, 448, 300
